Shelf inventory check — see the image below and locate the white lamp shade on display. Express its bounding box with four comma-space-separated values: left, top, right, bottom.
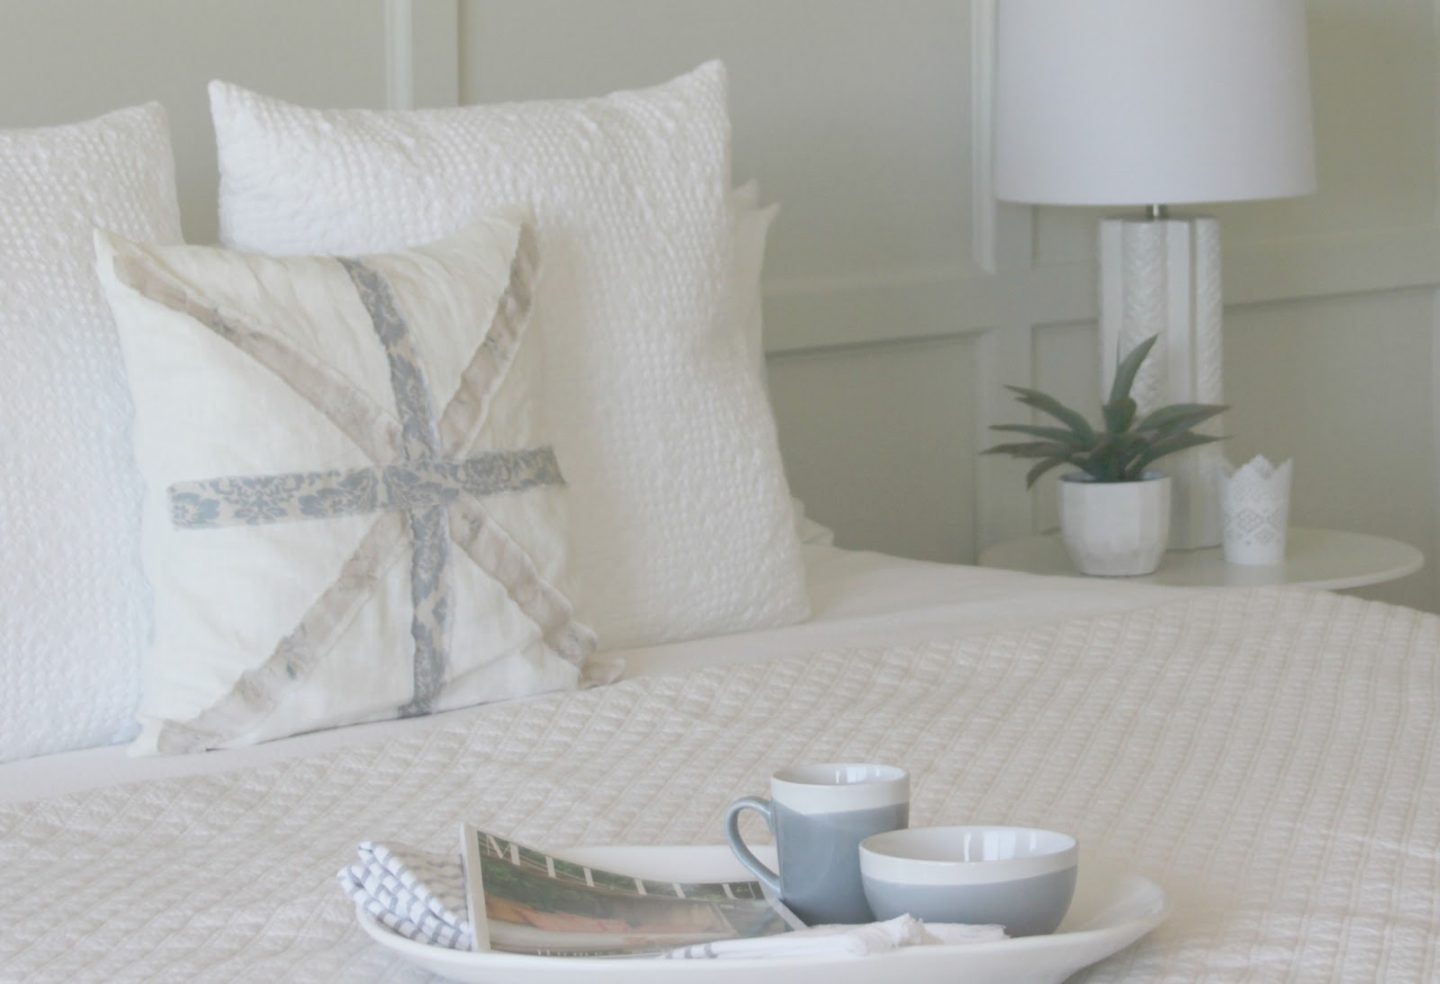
994, 0, 1316, 206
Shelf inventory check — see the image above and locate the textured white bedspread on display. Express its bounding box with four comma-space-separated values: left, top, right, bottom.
2, 587, 1436, 981
0, 548, 1183, 804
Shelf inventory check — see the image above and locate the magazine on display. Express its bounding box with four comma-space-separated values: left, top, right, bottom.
460, 824, 802, 957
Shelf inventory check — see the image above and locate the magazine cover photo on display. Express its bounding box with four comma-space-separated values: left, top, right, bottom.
462, 826, 800, 956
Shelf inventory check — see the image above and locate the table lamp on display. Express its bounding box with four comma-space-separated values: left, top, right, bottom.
992, 0, 1316, 548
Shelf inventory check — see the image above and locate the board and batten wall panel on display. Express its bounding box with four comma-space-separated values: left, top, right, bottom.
458, 0, 973, 286
458, 0, 984, 571
1223, 293, 1438, 613
456, 0, 1439, 611
0, 0, 390, 244
0, 0, 1435, 610
768, 338, 979, 564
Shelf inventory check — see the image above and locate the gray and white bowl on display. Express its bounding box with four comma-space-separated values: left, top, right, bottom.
860, 826, 1078, 937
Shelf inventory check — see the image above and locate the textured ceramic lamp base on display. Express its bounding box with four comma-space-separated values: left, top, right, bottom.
1099, 215, 1225, 550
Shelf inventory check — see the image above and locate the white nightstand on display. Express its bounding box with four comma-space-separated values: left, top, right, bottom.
978, 527, 1424, 590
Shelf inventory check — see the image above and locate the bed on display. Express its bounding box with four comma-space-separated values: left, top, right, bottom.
2, 47, 1437, 984
2, 545, 1435, 981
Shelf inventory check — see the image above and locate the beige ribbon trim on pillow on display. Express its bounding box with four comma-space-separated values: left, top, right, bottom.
113, 225, 596, 753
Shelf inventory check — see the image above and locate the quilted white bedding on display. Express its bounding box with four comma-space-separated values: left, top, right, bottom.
1, 563, 1437, 981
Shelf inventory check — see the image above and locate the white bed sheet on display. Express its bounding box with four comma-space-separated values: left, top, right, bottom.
0, 546, 1182, 804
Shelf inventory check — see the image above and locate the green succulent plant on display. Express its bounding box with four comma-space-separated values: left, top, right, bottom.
984, 335, 1227, 489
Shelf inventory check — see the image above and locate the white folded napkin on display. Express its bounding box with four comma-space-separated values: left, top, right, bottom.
340, 842, 1008, 958
661, 914, 1006, 960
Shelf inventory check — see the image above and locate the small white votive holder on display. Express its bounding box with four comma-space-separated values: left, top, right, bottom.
1218, 455, 1293, 566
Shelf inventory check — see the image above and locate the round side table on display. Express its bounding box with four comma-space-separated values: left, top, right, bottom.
977, 527, 1424, 590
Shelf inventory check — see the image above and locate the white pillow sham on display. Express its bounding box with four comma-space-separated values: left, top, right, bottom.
732, 182, 780, 383
730, 185, 835, 549
96, 212, 592, 753
0, 104, 182, 762
209, 62, 809, 650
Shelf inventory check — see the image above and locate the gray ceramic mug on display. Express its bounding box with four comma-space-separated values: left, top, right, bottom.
725, 763, 910, 925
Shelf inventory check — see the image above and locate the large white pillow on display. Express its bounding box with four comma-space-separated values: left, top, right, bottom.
210, 63, 809, 650
0, 105, 181, 762
95, 213, 592, 753
731, 182, 780, 383
729, 186, 835, 549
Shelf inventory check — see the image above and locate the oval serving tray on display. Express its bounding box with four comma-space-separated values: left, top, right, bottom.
357, 844, 1167, 984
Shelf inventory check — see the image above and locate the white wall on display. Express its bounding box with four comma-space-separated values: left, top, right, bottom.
0, 0, 390, 244
457, 0, 1440, 612
2, 0, 1435, 610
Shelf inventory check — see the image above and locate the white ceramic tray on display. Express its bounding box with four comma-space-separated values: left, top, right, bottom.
357, 844, 1167, 984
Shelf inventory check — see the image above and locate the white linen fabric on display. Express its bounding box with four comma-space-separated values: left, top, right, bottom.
731, 181, 780, 383
662, 915, 1005, 960
1, 585, 1436, 981
0, 104, 182, 762
0, 548, 1183, 802
210, 63, 809, 650
95, 212, 592, 753
729, 183, 831, 544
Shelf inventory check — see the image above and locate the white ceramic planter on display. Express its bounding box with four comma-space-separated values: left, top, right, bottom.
1059, 473, 1172, 576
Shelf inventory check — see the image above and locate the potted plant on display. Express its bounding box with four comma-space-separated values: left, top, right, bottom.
984, 336, 1227, 576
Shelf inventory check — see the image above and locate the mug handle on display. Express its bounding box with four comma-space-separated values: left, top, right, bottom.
724, 796, 782, 896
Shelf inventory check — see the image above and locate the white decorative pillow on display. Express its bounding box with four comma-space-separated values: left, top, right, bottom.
0, 105, 181, 762
209, 63, 809, 650
729, 185, 834, 548
95, 212, 592, 754
731, 182, 781, 383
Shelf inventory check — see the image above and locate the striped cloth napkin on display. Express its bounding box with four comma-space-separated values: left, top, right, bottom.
339, 842, 473, 950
